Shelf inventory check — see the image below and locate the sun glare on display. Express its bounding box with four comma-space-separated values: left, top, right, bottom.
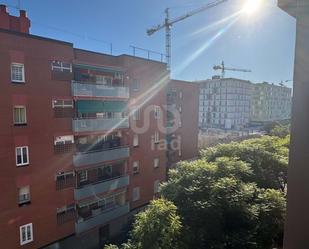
242, 0, 262, 15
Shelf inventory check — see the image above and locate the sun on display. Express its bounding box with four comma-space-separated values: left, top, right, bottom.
242, 0, 263, 15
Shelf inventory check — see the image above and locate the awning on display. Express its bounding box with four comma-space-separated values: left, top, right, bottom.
76, 100, 127, 114
74, 63, 124, 74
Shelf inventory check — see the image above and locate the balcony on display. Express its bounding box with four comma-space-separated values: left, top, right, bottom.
73, 146, 130, 167
75, 202, 129, 234
74, 175, 129, 200
73, 117, 129, 133
72, 81, 129, 98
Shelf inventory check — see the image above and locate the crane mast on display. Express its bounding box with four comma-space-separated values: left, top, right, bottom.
147, 0, 228, 71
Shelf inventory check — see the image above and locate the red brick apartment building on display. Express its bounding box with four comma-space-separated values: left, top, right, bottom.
0, 5, 199, 249
166, 80, 199, 167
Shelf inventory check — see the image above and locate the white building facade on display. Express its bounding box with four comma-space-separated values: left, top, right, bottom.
199, 78, 252, 130
250, 82, 292, 122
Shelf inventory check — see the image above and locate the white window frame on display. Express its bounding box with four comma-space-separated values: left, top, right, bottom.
154, 158, 160, 168
52, 99, 73, 108
54, 135, 74, 146
132, 79, 140, 91
18, 186, 31, 204
132, 106, 140, 121
132, 187, 140, 202
51, 61, 72, 73
154, 180, 160, 194
79, 170, 88, 183
133, 134, 139, 147
154, 132, 160, 144
20, 223, 33, 245
13, 106, 27, 125
133, 161, 140, 174
16, 146, 29, 166
154, 106, 161, 120
11, 63, 25, 83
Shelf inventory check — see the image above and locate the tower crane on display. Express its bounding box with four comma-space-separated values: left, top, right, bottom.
213, 61, 252, 78
147, 0, 228, 71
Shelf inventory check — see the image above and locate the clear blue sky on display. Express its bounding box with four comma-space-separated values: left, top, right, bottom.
2, 0, 296, 87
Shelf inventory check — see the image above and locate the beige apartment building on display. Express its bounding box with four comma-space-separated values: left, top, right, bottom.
251, 82, 292, 123
199, 78, 252, 130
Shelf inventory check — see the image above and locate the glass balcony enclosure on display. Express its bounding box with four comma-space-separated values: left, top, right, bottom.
72, 64, 129, 98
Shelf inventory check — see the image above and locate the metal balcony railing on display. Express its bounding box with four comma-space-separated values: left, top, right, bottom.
74, 175, 129, 200
75, 202, 130, 234
73, 146, 130, 167
73, 117, 129, 133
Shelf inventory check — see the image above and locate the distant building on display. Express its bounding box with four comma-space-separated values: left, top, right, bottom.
251, 82, 292, 123
198, 78, 252, 130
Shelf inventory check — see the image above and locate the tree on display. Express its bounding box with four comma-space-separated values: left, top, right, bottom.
160, 156, 286, 249
201, 136, 289, 192
270, 124, 290, 138
105, 199, 182, 249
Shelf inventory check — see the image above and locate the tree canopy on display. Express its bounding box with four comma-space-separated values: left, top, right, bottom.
106, 135, 288, 249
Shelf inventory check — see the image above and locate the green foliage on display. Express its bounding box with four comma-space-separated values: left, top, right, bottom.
161, 154, 286, 249
130, 198, 182, 249
269, 124, 290, 138
200, 136, 289, 191
106, 136, 288, 249
106, 199, 183, 249
104, 245, 120, 249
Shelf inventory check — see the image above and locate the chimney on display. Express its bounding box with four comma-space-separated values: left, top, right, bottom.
0, 5, 31, 34
0, 4, 10, 30
19, 9, 31, 33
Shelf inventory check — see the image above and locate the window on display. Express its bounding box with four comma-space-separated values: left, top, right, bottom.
11, 63, 25, 83
56, 171, 75, 190
179, 91, 183, 99
54, 135, 74, 154
154, 106, 161, 119
51, 61, 72, 73
57, 204, 75, 225
114, 72, 123, 80
54, 135, 74, 146
154, 132, 160, 144
52, 99, 73, 108
132, 79, 140, 91
132, 107, 140, 121
52, 100, 73, 118
132, 187, 140, 201
95, 75, 112, 85
16, 146, 29, 166
13, 106, 27, 125
19, 223, 33, 245
79, 171, 88, 183
133, 161, 140, 174
133, 134, 139, 147
18, 186, 30, 205
154, 180, 160, 194
154, 158, 160, 168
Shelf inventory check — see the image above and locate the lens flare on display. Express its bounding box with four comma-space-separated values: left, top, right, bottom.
242, 0, 262, 15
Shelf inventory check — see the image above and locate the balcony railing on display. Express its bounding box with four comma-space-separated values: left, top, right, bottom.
73, 117, 129, 133
73, 146, 130, 167
74, 175, 129, 200
72, 81, 129, 98
75, 202, 130, 234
